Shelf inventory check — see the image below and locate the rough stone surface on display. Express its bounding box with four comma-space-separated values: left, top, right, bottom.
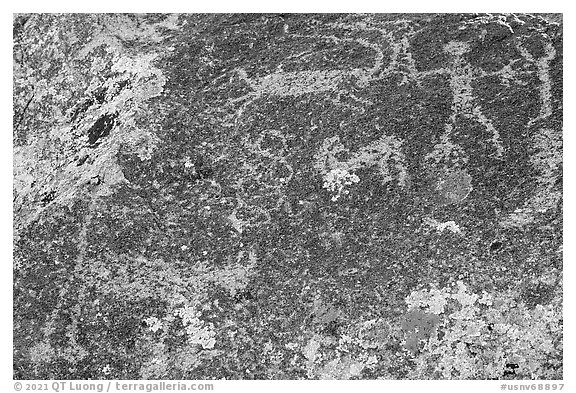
13, 13, 562, 380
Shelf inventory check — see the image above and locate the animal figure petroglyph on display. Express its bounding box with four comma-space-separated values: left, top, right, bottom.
230, 34, 384, 105
225, 19, 558, 218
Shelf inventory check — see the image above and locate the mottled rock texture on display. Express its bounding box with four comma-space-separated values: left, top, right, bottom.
13, 14, 562, 380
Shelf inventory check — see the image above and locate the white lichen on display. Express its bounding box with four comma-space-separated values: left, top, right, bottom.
404, 280, 562, 379
314, 133, 407, 201
423, 217, 463, 234
322, 168, 360, 201
144, 316, 163, 333
174, 305, 216, 350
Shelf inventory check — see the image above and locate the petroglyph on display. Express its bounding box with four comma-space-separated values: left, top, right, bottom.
230, 21, 536, 190
501, 127, 561, 227
426, 41, 505, 163
231, 33, 385, 104
223, 128, 294, 229
517, 39, 557, 128
229, 32, 386, 121
314, 131, 408, 200
500, 38, 559, 226
328, 19, 423, 85
528, 127, 562, 212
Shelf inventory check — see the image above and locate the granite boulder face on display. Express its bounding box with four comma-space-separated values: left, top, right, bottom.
13, 13, 562, 379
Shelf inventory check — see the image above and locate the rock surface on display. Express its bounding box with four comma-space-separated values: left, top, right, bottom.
13, 13, 562, 379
